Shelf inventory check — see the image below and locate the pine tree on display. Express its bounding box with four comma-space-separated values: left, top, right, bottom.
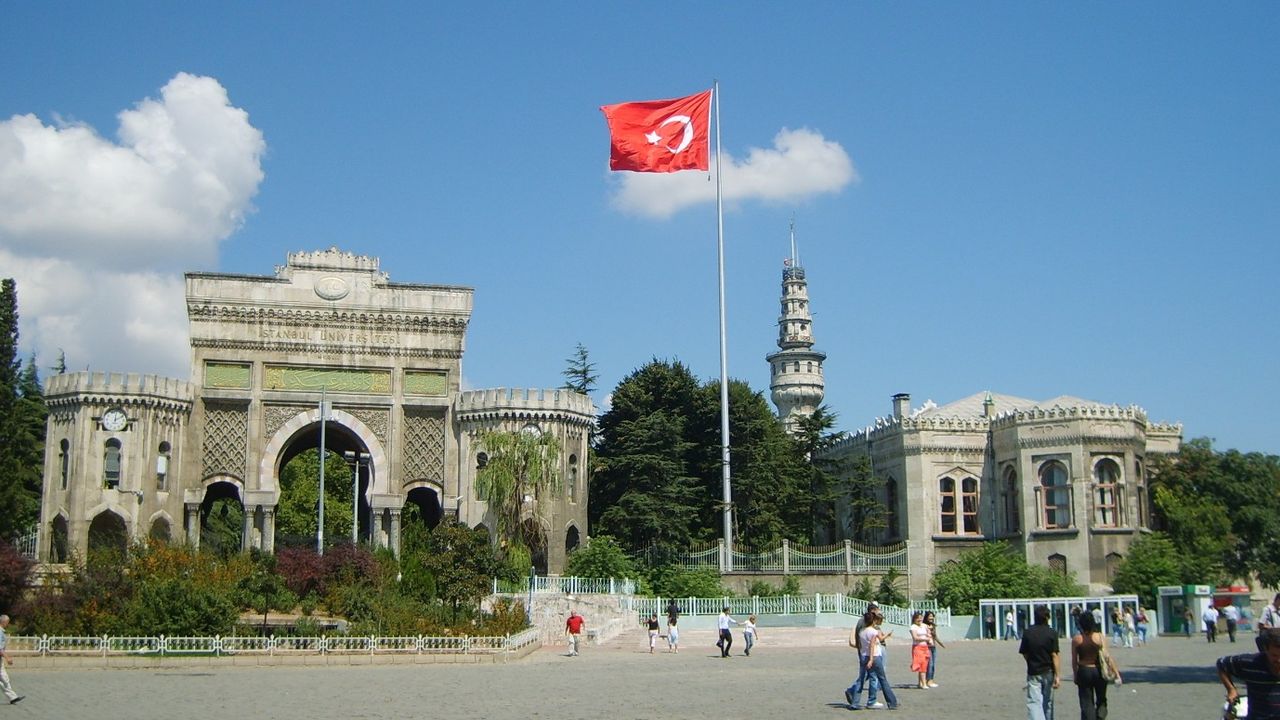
560, 343, 598, 395
0, 280, 42, 539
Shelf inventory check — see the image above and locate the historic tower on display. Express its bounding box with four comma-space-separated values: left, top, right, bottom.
767, 223, 826, 433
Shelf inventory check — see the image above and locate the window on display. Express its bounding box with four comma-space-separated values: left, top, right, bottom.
1093, 458, 1122, 527
885, 477, 899, 538
1135, 458, 1147, 528
59, 439, 70, 490
1003, 467, 1020, 533
568, 454, 579, 503
1038, 461, 1071, 529
1048, 553, 1068, 577
103, 439, 122, 489
939, 475, 979, 534
1106, 552, 1123, 582
156, 442, 171, 491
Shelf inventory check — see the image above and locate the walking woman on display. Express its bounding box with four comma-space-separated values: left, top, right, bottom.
910, 612, 931, 689
1072, 611, 1121, 720
923, 610, 944, 687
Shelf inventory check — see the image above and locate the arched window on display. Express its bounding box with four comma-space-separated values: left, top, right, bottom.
1048, 553, 1068, 577
59, 439, 70, 490
939, 476, 979, 534
568, 454, 579, 503
1106, 552, 1123, 582
156, 441, 171, 491
1039, 461, 1071, 529
1135, 457, 1147, 528
885, 477, 899, 539
1093, 458, 1122, 527
103, 439, 122, 490
1003, 466, 1020, 534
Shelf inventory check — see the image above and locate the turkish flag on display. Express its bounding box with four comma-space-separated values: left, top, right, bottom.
601, 90, 712, 173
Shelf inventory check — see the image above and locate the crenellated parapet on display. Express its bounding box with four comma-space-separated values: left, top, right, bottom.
280, 246, 385, 277
45, 371, 195, 410
990, 403, 1148, 430
456, 388, 595, 428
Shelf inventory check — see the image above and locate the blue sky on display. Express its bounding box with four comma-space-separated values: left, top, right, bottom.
2, 3, 1277, 453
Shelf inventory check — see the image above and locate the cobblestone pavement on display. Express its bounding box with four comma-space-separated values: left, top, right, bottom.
3, 627, 1248, 719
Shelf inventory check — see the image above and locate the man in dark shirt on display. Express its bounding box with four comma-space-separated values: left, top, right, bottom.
1219, 628, 1280, 719
1019, 605, 1060, 720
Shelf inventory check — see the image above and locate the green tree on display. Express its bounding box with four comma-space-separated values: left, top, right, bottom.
843, 454, 888, 544
561, 342, 598, 395
0, 280, 44, 539
419, 520, 500, 621
275, 449, 355, 548
875, 567, 908, 606
928, 541, 1082, 615
1150, 438, 1280, 585
1109, 532, 1183, 608
563, 535, 637, 579
475, 429, 561, 567
795, 405, 852, 543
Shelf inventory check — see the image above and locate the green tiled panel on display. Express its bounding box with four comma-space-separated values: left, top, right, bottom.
205, 362, 252, 389
404, 370, 448, 396
263, 365, 392, 394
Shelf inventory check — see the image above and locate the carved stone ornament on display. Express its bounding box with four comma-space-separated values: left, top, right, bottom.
315, 276, 350, 301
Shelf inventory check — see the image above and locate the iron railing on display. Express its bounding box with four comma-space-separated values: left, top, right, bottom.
7, 628, 541, 657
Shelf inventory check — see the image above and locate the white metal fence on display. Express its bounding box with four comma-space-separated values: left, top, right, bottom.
667, 540, 909, 573
12, 524, 37, 560
493, 574, 637, 595
7, 628, 541, 657
632, 594, 951, 627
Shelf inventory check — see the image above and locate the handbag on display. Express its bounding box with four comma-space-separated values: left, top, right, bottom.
1098, 648, 1117, 683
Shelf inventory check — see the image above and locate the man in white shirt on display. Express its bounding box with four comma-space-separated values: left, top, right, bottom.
0, 614, 23, 705
1260, 594, 1280, 630
1224, 604, 1241, 643
1203, 604, 1221, 643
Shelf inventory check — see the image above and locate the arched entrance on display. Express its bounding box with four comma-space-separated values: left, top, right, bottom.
49, 514, 69, 563
405, 486, 444, 531
150, 516, 172, 543
271, 417, 377, 550
521, 518, 548, 575
200, 480, 244, 556
565, 525, 580, 556
88, 510, 128, 556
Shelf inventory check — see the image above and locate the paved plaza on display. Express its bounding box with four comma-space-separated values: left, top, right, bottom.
4, 627, 1246, 719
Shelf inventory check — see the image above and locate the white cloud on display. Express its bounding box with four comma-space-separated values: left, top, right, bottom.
607, 127, 857, 219
0, 73, 265, 377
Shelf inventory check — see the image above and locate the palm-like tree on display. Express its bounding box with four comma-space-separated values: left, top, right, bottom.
474, 428, 562, 560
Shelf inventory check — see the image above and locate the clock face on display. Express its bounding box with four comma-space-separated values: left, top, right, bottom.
102, 408, 128, 432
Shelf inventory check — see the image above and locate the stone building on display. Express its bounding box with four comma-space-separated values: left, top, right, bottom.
767, 244, 1182, 598
37, 248, 593, 572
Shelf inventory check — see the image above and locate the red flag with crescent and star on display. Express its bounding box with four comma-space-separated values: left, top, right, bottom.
600, 90, 712, 173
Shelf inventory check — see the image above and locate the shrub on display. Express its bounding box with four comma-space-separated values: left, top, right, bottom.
564, 536, 637, 580
647, 567, 729, 598
0, 541, 33, 611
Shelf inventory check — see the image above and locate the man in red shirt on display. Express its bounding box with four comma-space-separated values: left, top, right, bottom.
565, 611, 585, 656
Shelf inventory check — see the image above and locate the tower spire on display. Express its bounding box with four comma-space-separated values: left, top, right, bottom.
767, 220, 826, 433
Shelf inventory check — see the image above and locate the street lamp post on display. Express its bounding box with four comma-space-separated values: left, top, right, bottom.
343, 451, 370, 545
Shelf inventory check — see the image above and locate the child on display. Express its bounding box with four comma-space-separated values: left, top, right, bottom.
646, 613, 660, 654
743, 614, 758, 656
667, 615, 680, 653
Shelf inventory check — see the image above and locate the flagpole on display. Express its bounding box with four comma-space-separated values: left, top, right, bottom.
713, 80, 733, 572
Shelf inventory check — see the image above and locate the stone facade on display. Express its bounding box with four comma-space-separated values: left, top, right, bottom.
819, 392, 1182, 598
37, 248, 593, 571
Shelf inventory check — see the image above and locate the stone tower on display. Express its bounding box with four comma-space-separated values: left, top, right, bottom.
767, 222, 826, 432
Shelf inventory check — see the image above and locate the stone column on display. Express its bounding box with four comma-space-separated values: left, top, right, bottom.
186, 504, 201, 548
389, 509, 402, 557
262, 508, 276, 554
241, 505, 254, 553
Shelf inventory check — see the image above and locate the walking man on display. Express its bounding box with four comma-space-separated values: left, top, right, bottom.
1218, 628, 1280, 719
1006, 609, 1019, 641
1261, 594, 1280, 630
1019, 605, 1060, 720
0, 614, 23, 705
1224, 604, 1241, 643
565, 610, 585, 656
1204, 604, 1221, 643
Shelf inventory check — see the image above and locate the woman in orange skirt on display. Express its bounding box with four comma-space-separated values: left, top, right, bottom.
909, 611, 932, 689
